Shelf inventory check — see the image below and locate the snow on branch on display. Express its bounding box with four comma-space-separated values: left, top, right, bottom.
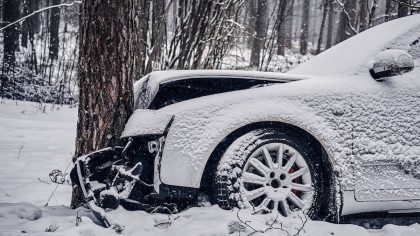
0, 1, 82, 31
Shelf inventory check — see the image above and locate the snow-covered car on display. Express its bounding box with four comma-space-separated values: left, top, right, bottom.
71, 15, 420, 226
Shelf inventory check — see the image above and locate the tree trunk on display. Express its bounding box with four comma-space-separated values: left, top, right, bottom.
72, 0, 140, 208
277, 0, 292, 56
246, 1, 256, 50
30, 1, 40, 34
284, 1, 294, 50
21, 1, 29, 48
250, 0, 268, 68
359, 0, 368, 32
397, 0, 410, 18
325, 0, 335, 49
146, 0, 165, 74
49, 0, 61, 60
300, 0, 310, 55
2, 0, 20, 74
316, 0, 328, 54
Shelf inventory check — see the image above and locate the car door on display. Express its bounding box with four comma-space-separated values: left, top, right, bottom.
353, 43, 420, 203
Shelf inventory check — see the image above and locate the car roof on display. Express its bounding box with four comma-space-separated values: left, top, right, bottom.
289, 15, 420, 77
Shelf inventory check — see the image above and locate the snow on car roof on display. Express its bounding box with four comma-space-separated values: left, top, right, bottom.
289, 15, 420, 77
145, 69, 310, 84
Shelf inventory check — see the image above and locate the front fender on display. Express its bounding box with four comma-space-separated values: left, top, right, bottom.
159, 99, 339, 188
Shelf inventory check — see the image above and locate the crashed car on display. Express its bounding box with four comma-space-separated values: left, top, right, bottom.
71, 15, 420, 226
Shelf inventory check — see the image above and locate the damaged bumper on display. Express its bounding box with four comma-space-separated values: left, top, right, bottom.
70, 116, 176, 227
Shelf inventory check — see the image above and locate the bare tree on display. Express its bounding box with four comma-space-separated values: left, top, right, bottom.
317, 0, 329, 54
277, 1, 294, 56
368, 0, 379, 27
300, 0, 310, 55
49, 0, 61, 61
325, 0, 335, 49
2, 0, 20, 74
335, 0, 357, 44
250, 0, 268, 67
146, 0, 166, 73
72, 0, 140, 207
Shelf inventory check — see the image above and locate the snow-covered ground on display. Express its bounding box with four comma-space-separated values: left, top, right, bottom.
0, 99, 419, 236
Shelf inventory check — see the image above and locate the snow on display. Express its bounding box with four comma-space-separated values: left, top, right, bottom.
0, 98, 420, 235
0, 99, 76, 206
0, 203, 420, 236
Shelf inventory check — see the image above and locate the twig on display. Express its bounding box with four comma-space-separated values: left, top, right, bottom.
0, 1, 82, 31
293, 213, 308, 236
235, 209, 264, 235
17, 145, 23, 159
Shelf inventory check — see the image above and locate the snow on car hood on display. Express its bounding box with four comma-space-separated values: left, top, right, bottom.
133, 70, 309, 110
289, 15, 420, 77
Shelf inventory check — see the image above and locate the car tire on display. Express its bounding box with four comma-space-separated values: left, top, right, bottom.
213, 128, 329, 218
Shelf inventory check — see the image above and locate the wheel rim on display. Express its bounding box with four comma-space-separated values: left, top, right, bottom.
239, 142, 313, 216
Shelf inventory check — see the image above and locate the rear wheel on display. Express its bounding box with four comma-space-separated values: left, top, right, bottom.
213, 128, 327, 218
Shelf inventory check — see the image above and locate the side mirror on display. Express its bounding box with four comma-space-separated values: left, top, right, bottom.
369, 49, 415, 81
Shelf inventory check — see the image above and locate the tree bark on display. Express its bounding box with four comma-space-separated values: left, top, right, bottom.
2, 0, 20, 74
49, 0, 61, 60
250, 0, 268, 68
300, 0, 310, 55
72, 0, 140, 208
